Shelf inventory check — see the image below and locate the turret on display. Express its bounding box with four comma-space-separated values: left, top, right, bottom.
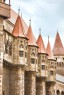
36, 30, 48, 95
8, 15, 28, 95
46, 36, 56, 95
12, 15, 28, 65
37, 30, 48, 78
26, 19, 38, 72
46, 36, 56, 82
53, 31, 64, 75
25, 19, 38, 95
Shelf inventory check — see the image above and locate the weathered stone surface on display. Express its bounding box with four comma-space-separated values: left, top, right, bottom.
25, 71, 36, 95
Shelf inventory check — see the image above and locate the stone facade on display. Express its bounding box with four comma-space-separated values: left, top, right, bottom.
0, 1, 64, 95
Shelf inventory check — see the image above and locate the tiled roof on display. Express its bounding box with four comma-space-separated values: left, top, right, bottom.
37, 34, 46, 53
53, 32, 64, 56
46, 37, 54, 59
12, 15, 25, 37
26, 24, 38, 46
8, 9, 28, 34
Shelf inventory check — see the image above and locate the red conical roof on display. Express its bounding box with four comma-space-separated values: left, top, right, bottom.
37, 34, 46, 53
53, 32, 64, 56
46, 37, 54, 59
12, 15, 25, 37
26, 24, 37, 46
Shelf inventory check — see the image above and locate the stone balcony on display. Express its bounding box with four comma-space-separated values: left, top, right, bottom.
0, 2, 10, 18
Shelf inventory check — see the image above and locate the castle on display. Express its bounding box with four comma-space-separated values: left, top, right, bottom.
0, 0, 64, 95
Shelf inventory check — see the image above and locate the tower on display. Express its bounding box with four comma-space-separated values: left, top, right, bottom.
53, 32, 64, 75
25, 19, 38, 95
9, 15, 28, 95
46, 37, 56, 95
36, 32, 48, 95
0, 0, 10, 95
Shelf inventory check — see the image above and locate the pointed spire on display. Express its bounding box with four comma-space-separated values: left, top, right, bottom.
39, 28, 41, 35
53, 31, 64, 56
46, 36, 54, 59
29, 17, 31, 26
18, 7, 20, 16
12, 15, 25, 37
26, 19, 37, 46
37, 31, 46, 53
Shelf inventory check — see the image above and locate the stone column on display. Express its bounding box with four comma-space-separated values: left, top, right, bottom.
0, 17, 4, 95
36, 77, 46, 95
25, 71, 36, 95
9, 67, 25, 95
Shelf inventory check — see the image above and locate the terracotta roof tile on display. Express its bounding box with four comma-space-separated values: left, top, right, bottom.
12, 15, 25, 37
8, 9, 28, 34
37, 34, 46, 53
26, 24, 38, 46
46, 37, 54, 59
53, 32, 64, 56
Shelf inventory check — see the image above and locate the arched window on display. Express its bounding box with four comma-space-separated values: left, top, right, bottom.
3, 91, 5, 95
56, 90, 60, 95
61, 91, 64, 95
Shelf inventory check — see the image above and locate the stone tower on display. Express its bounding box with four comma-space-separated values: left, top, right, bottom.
25, 20, 38, 95
0, 0, 10, 94
36, 33, 48, 95
46, 37, 56, 95
8, 15, 28, 95
53, 32, 64, 75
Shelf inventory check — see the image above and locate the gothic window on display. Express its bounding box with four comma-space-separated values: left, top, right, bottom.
50, 71, 54, 75
31, 58, 35, 64
56, 90, 60, 95
42, 65, 45, 70
5, 41, 8, 53
19, 51, 24, 57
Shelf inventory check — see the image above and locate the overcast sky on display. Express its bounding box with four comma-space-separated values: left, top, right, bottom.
6, 0, 64, 48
